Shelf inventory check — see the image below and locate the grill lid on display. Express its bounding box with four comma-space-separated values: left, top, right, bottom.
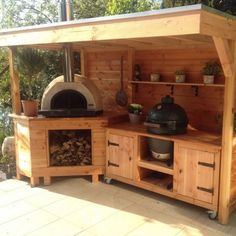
145, 95, 188, 135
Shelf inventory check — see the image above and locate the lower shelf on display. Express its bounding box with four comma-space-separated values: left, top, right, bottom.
139, 167, 173, 192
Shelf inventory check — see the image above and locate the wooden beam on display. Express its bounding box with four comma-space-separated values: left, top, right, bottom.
8, 47, 21, 114
201, 11, 236, 40
213, 37, 234, 78
218, 40, 236, 224
0, 11, 201, 47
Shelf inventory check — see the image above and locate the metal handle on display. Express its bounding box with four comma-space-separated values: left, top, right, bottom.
198, 162, 215, 169
108, 161, 119, 167
108, 140, 119, 147
197, 186, 214, 194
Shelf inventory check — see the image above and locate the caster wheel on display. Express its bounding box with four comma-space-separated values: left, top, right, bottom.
104, 177, 112, 184
207, 211, 217, 220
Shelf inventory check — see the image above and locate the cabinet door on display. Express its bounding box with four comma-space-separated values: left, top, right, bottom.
107, 133, 134, 179
174, 145, 219, 204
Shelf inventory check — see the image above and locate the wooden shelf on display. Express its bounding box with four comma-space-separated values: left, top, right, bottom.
138, 159, 173, 175
129, 81, 225, 87
140, 174, 173, 192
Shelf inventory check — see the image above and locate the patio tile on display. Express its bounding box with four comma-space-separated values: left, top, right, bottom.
0, 209, 58, 236
0, 200, 36, 225
87, 205, 150, 236
0, 179, 28, 192
126, 219, 183, 236
86, 190, 135, 210
0, 185, 43, 207
25, 218, 80, 236
191, 212, 232, 234
24, 189, 65, 208
177, 225, 227, 236
43, 196, 90, 217
64, 202, 117, 230
75, 231, 97, 236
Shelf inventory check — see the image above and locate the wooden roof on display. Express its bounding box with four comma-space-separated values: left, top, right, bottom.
0, 4, 235, 50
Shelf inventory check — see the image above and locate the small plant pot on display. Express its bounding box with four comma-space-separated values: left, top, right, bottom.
175, 75, 186, 83
150, 73, 160, 82
129, 113, 142, 124
21, 100, 38, 117
203, 75, 214, 84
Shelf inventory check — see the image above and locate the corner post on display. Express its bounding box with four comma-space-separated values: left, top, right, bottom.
213, 37, 236, 224
8, 47, 21, 114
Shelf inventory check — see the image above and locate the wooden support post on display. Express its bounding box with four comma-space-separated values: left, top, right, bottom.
44, 176, 51, 186
213, 37, 236, 224
80, 49, 88, 77
30, 177, 40, 187
8, 47, 21, 114
127, 48, 135, 104
92, 174, 99, 183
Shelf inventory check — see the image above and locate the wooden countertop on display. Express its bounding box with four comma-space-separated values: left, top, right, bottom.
9, 112, 128, 123
107, 122, 222, 149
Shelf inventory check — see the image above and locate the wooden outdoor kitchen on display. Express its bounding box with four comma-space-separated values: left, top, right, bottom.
0, 4, 236, 225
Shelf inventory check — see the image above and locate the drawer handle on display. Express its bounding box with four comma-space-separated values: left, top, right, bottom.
108, 161, 119, 167
108, 140, 119, 147
197, 186, 214, 194
198, 162, 215, 169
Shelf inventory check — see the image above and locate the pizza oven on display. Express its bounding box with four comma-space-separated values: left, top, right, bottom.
39, 74, 103, 117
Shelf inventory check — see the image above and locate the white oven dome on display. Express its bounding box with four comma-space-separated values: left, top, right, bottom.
41, 74, 103, 111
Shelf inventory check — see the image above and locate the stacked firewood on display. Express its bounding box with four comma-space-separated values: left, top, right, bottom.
49, 130, 92, 166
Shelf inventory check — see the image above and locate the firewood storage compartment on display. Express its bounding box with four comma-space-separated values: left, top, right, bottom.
11, 113, 126, 186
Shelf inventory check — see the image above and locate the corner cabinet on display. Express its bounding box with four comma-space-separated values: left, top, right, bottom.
106, 132, 135, 180
106, 124, 221, 215
174, 143, 220, 207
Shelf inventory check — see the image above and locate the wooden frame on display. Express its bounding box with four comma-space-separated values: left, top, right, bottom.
2, 4, 236, 224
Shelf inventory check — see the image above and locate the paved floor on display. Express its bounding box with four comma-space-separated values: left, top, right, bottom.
0, 177, 235, 236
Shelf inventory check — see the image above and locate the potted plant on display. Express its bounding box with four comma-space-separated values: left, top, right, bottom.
16, 48, 45, 116
128, 103, 143, 124
202, 61, 222, 84
175, 70, 186, 83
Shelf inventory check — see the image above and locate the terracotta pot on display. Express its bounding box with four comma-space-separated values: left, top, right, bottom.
203, 75, 214, 84
21, 100, 38, 117
129, 113, 141, 124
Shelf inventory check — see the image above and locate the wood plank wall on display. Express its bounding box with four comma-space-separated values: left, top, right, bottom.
87, 51, 128, 113
86, 48, 224, 133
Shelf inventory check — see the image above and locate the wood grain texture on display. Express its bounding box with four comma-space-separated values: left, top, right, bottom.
8, 47, 21, 114
218, 41, 236, 224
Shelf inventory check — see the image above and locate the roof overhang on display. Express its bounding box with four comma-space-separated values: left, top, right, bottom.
0, 4, 235, 50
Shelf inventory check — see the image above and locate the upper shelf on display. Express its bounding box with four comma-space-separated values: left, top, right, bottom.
129, 81, 225, 87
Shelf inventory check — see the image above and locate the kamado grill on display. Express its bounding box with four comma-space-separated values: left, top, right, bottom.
145, 95, 188, 165
145, 95, 188, 135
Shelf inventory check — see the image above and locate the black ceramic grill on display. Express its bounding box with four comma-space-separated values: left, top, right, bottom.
145, 95, 188, 135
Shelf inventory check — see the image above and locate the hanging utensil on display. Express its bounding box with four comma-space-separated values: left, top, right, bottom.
115, 56, 128, 107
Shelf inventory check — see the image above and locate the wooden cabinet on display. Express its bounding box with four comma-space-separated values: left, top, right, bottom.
106, 133, 134, 179
106, 125, 221, 212
174, 143, 220, 206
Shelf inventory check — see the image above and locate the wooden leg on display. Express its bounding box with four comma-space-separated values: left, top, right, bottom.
16, 170, 23, 180
92, 174, 99, 183
44, 176, 51, 186
30, 177, 40, 187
